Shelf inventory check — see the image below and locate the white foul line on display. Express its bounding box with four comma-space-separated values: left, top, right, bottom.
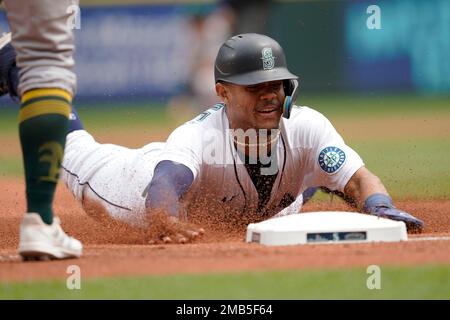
408, 236, 450, 242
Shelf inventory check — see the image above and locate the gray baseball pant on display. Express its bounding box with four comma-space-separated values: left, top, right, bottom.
2, 0, 78, 96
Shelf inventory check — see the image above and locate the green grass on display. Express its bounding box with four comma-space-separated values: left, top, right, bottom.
1, 94, 449, 133
300, 94, 450, 118
0, 102, 170, 135
1, 265, 449, 299
75, 103, 171, 130
0, 108, 18, 135
351, 139, 450, 199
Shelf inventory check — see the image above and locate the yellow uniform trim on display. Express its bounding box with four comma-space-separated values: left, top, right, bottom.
21, 88, 72, 103
18, 100, 71, 123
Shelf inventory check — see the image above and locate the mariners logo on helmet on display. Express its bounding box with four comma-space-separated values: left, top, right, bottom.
318, 146, 346, 174
261, 47, 275, 70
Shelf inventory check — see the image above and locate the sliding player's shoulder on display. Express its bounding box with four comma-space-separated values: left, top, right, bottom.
186, 103, 226, 128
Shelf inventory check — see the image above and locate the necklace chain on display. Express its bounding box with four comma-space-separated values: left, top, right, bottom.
231, 130, 280, 148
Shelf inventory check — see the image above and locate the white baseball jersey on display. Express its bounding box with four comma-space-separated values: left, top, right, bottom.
158, 103, 364, 221
62, 104, 364, 227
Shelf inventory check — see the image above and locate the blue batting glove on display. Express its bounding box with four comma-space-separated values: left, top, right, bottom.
302, 187, 319, 205
363, 194, 424, 233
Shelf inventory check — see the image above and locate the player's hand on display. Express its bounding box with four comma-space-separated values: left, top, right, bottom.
367, 206, 424, 233
146, 209, 204, 244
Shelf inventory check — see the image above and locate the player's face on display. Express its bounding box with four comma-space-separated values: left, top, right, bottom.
216, 80, 285, 131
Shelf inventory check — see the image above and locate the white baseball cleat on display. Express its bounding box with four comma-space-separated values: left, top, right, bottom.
18, 213, 83, 261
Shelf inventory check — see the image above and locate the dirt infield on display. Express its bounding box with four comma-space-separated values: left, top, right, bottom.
0, 178, 449, 282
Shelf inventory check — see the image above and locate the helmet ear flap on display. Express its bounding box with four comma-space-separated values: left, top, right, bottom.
282, 79, 299, 119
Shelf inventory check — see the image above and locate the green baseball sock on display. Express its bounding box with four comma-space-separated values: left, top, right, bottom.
19, 88, 72, 225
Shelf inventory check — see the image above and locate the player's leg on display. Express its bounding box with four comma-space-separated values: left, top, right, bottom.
62, 111, 165, 228
3, 0, 81, 260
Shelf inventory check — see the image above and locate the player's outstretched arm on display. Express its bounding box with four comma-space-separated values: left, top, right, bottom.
145, 160, 204, 244
344, 167, 424, 233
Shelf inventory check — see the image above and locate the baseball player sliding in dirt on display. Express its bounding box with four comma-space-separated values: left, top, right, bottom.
2, 33, 424, 245
0, 0, 82, 260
